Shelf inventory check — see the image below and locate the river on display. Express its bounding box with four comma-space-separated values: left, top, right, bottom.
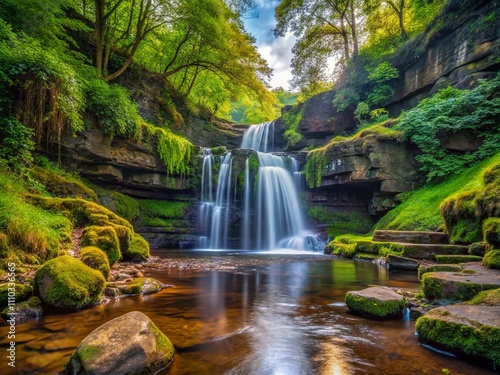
0, 250, 496, 374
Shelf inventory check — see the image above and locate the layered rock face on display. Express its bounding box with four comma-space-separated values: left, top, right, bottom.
307, 137, 421, 215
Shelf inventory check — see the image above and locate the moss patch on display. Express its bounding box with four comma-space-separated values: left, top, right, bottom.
483, 217, 500, 248
435, 255, 483, 264
80, 246, 111, 280
0, 283, 33, 308
119, 277, 162, 295
465, 288, 500, 306
345, 288, 405, 319
482, 250, 500, 269
81, 226, 121, 265
418, 265, 462, 280
137, 199, 190, 227
35, 255, 106, 309
123, 234, 150, 262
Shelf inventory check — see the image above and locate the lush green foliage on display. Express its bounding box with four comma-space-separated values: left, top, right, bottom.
85, 80, 141, 140
397, 75, 500, 182
282, 106, 304, 148
0, 117, 34, 170
376, 153, 500, 232
152, 127, 194, 175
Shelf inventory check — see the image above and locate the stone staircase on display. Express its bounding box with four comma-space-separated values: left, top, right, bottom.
372, 230, 469, 260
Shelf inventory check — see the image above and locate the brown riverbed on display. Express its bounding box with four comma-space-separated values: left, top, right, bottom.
0, 249, 496, 374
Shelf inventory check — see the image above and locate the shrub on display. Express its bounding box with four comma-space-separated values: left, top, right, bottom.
124, 234, 150, 262
80, 246, 111, 280
81, 226, 121, 265
483, 250, 500, 270
35, 255, 105, 309
0, 117, 34, 170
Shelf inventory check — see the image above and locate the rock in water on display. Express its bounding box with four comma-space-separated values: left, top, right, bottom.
345, 286, 405, 319
66, 311, 174, 375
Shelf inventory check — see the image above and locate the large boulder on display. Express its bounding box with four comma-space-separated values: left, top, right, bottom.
66, 311, 174, 375
35, 256, 106, 309
416, 297, 500, 368
345, 286, 405, 319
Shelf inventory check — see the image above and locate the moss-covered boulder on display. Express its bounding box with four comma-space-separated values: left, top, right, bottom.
122, 234, 150, 261
418, 264, 462, 280
468, 242, 488, 256
416, 304, 500, 368
118, 277, 163, 295
0, 283, 33, 308
345, 286, 405, 319
483, 218, 500, 248
483, 250, 500, 269
66, 311, 174, 375
80, 246, 110, 280
35, 256, 106, 309
421, 266, 500, 300
81, 226, 121, 265
1, 296, 42, 320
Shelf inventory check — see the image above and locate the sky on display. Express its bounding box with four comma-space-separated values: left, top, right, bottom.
242, 0, 296, 91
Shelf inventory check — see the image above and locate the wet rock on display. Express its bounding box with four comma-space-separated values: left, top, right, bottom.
66, 311, 174, 375
387, 255, 420, 270
345, 286, 405, 319
118, 277, 164, 296
416, 304, 500, 368
1, 296, 42, 320
373, 230, 449, 244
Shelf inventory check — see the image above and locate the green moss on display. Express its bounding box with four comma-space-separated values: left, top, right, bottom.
31, 166, 97, 202
89, 183, 140, 223
0, 283, 33, 308
138, 199, 190, 227
421, 274, 443, 299
81, 226, 121, 265
345, 291, 405, 319
124, 234, 150, 262
465, 288, 500, 306
210, 146, 227, 155
324, 241, 356, 258
355, 252, 380, 260
80, 246, 111, 280
354, 240, 404, 256
35, 255, 106, 309
422, 273, 497, 301
435, 255, 483, 264
308, 207, 374, 237
149, 321, 175, 371
120, 277, 161, 295
483, 218, 500, 248
483, 250, 500, 269
1, 296, 42, 320
418, 265, 463, 280
416, 312, 500, 367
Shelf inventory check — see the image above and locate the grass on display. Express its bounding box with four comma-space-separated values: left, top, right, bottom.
375, 153, 500, 231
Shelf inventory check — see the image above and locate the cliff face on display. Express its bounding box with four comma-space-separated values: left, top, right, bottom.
282, 0, 499, 148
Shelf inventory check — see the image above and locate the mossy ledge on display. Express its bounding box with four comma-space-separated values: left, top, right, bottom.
345, 286, 405, 319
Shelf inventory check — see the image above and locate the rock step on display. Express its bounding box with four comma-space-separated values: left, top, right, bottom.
373, 230, 449, 244
400, 243, 469, 259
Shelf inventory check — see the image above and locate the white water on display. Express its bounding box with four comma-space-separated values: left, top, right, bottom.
199, 122, 324, 251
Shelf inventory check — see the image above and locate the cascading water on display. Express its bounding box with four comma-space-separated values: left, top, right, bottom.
199, 121, 323, 251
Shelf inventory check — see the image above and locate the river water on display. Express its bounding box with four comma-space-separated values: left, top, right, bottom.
0, 250, 496, 374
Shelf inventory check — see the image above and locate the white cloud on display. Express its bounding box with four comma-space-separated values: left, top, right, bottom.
243, 2, 295, 90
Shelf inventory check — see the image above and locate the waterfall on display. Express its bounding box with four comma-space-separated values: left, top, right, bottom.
198, 122, 324, 252
240, 121, 274, 152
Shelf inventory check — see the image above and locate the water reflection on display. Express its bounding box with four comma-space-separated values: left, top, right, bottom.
0, 255, 496, 375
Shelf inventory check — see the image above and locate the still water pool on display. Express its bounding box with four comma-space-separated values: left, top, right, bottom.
0, 250, 496, 374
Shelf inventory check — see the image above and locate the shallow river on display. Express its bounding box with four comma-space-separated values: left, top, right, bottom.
0, 250, 496, 374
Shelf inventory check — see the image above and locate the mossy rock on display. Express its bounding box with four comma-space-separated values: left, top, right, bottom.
421, 272, 500, 301
35, 255, 106, 310
1, 296, 42, 320
465, 288, 500, 306
0, 283, 33, 308
483, 250, 500, 269
118, 277, 162, 295
416, 305, 500, 368
418, 265, 462, 280
81, 226, 121, 265
354, 240, 404, 256
435, 255, 483, 264
80, 246, 111, 280
31, 166, 98, 202
123, 234, 150, 262
345, 286, 405, 319
468, 242, 488, 256
402, 244, 468, 259
324, 241, 356, 258
354, 252, 380, 261
483, 217, 500, 248
66, 311, 174, 375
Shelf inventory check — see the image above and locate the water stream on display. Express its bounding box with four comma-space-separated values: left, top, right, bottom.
0, 251, 494, 375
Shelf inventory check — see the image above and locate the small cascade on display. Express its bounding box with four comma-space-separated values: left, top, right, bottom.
198, 121, 324, 252
240, 121, 274, 152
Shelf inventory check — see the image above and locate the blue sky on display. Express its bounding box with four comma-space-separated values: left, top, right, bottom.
242, 0, 296, 90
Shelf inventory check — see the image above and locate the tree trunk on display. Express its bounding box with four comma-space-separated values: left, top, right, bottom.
95, 0, 106, 73
340, 17, 350, 61
349, 1, 358, 58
